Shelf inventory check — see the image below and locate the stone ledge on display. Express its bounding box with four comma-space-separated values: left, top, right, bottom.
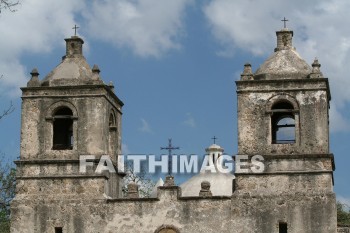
21, 84, 124, 108
236, 78, 331, 100
237, 87, 328, 93
16, 174, 108, 180
178, 196, 231, 201
15, 159, 81, 164
235, 153, 335, 171
236, 77, 329, 84
107, 198, 159, 203
158, 185, 180, 190
235, 153, 334, 160
259, 153, 334, 159
235, 170, 333, 175
106, 196, 232, 202
232, 191, 335, 199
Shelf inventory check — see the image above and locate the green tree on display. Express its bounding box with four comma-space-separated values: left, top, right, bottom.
337, 201, 350, 225
0, 158, 16, 233
122, 161, 155, 198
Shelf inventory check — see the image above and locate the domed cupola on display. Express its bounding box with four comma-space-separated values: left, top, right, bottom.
205, 143, 224, 166
254, 27, 312, 80
180, 142, 235, 197
40, 36, 103, 86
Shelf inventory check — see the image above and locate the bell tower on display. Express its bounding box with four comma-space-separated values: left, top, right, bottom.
234, 27, 336, 232
14, 34, 124, 206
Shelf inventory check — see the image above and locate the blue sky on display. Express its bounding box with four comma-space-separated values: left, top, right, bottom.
0, 0, 349, 204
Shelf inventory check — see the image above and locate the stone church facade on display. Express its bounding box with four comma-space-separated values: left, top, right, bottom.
11, 27, 337, 233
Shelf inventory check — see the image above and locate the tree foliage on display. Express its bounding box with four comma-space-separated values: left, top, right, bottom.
337, 202, 350, 226
0, 157, 16, 233
0, 76, 15, 122
0, 102, 14, 122
0, 0, 19, 13
122, 161, 155, 198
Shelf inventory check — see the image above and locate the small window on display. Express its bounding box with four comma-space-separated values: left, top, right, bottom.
109, 113, 116, 127
232, 179, 236, 193
53, 107, 73, 150
271, 101, 295, 144
279, 222, 288, 233
108, 111, 118, 156
274, 116, 295, 143
55, 227, 63, 233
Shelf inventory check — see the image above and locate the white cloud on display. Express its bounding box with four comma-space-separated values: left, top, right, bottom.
203, 0, 350, 132
139, 118, 153, 133
203, 0, 319, 56
83, 0, 193, 58
0, 0, 85, 96
0, 61, 26, 97
329, 106, 350, 133
183, 112, 196, 128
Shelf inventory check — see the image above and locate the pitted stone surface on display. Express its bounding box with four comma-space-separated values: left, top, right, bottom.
255, 49, 311, 79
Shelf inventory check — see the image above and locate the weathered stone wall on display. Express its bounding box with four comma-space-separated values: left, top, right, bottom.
13, 82, 125, 232
234, 153, 334, 195
10, 187, 336, 233
235, 173, 333, 195
21, 85, 122, 161
236, 79, 329, 155
15, 177, 106, 199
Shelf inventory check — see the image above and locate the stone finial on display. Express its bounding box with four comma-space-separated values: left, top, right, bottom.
199, 181, 212, 197
92, 64, 102, 81
312, 58, 321, 72
92, 64, 100, 74
241, 63, 254, 80
27, 68, 40, 87
108, 81, 115, 92
309, 58, 323, 78
164, 175, 175, 186
127, 182, 139, 198
243, 63, 253, 75
275, 29, 294, 52
30, 68, 39, 77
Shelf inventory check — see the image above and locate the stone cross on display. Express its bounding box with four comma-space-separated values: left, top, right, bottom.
72, 24, 80, 36
281, 17, 289, 28
161, 139, 179, 176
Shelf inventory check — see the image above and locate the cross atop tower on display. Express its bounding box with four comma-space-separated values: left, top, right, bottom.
72, 24, 80, 36
161, 138, 180, 176
281, 17, 289, 28
211, 136, 217, 144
